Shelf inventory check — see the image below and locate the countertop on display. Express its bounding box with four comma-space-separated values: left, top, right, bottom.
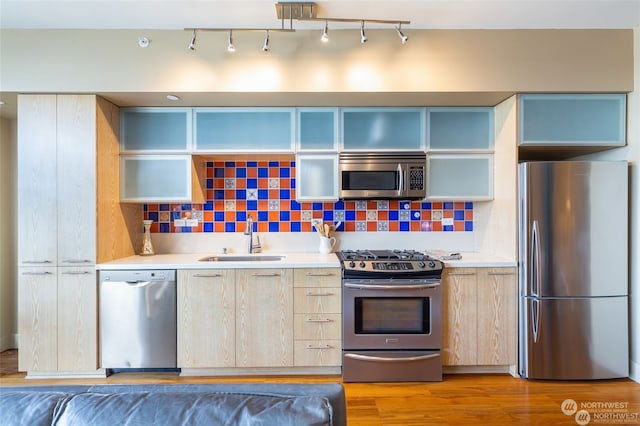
96, 252, 341, 270
96, 251, 515, 270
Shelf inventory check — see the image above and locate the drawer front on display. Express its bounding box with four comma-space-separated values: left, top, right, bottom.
294, 288, 341, 314
294, 314, 342, 340
294, 268, 341, 288
294, 340, 342, 366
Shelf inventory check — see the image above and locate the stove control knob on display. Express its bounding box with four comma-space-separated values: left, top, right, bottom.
428, 261, 436, 268
348, 261, 355, 268
359, 261, 366, 268
418, 261, 425, 268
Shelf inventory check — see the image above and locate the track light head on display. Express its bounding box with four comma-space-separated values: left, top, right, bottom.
396, 24, 408, 44
262, 30, 270, 51
188, 29, 196, 51
360, 21, 367, 44
321, 21, 329, 43
227, 29, 235, 52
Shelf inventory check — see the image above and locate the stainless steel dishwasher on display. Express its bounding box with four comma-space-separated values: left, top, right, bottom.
99, 270, 177, 369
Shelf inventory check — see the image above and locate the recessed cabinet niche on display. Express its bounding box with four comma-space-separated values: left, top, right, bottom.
341, 108, 425, 151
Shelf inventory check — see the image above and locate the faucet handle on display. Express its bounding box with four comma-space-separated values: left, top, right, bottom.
253, 234, 262, 252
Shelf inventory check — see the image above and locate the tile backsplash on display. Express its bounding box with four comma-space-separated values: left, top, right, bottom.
143, 161, 473, 234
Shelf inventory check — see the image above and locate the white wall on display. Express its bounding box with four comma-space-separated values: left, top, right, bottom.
0, 117, 17, 350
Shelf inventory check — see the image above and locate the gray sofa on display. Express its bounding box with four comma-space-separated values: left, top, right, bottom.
0, 383, 346, 426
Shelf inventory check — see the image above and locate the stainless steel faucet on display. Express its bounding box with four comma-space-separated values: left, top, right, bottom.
244, 214, 261, 253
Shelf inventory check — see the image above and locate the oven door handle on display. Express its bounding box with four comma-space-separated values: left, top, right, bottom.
344, 353, 440, 363
344, 282, 440, 290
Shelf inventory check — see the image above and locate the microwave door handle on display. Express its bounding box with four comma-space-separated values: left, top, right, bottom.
397, 163, 404, 196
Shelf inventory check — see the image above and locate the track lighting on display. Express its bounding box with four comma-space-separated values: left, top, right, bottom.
227, 29, 235, 52
262, 30, 270, 51
360, 21, 367, 44
188, 29, 196, 51
396, 24, 408, 44
320, 21, 329, 43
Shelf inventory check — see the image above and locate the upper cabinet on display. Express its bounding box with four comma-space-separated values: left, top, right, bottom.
341, 108, 425, 151
297, 108, 339, 152
427, 108, 494, 151
120, 155, 193, 202
120, 108, 191, 152
518, 94, 626, 146
194, 108, 294, 153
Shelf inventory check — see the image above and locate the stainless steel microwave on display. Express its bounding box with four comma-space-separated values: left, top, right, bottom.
339, 152, 426, 200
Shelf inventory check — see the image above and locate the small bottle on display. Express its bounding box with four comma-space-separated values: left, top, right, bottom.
141, 220, 155, 256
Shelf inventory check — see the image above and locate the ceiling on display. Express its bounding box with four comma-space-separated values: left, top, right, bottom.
1, 1, 638, 119
1, 0, 639, 30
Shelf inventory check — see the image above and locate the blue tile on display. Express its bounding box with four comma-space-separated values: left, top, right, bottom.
443, 225, 454, 232
258, 189, 269, 200
159, 204, 170, 211
268, 222, 280, 232
214, 212, 225, 221
291, 178, 296, 189
443, 202, 453, 210
465, 221, 473, 231
279, 189, 290, 200
290, 161, 296, 167
312, 202, 323, 210
236, 168, 246, 178
465, 202, 473, 210
323, 211, 334, 221
144, 204, 148, 211
236, 211, 247, 222
148, 212, 158, 222
247, 178, 258, 189
225, 222, 235, 232
399, 222, 410, 231
280, 168, 290, 178
257, 211, 268, 222
346, 211, 356, 221
172, 211, 181, 220
181, 204, 192, 210
203, 223, 213, 232
421, 202, 432, 209
214, 168, 225, 178
206, 161, 214, 167
214, 190, 225, 200
247, 200, 257, 210
280, 211, 290, 221
206, 178, 214, 189
454, 210, 465, 220
204, 202, 214, 211
290, 200, 301, 210
181, 227, 192, 233
247, 161, 258, 167
389, 210, 399, 221
225, 161, 236, 167
268, 161, 279, 167
235, 189, 246, 200
160, 223, 170, 233
411, 210, 421, 220
258, 168, 268, 178
291, 222, 301, 232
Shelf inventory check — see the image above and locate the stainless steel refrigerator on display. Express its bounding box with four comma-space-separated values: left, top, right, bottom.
518, 161, 629, 380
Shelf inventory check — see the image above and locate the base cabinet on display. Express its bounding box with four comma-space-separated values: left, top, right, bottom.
177, 267, 341, 371
442, 267, 516, 367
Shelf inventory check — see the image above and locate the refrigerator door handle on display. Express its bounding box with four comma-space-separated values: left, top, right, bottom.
531, 219, 541, 296
532, 299, 540, 343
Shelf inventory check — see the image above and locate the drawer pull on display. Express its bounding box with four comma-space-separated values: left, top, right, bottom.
305, 318, 332, 323
22, 260, 53, 264
61, 271, 92, 275
22, 271, 54, 276
306, 344, 333, 350
252, 273, 280, 277
306, 272, 335, 277
306, 292, 334, 297
487, 272, 516, 276
447, 272, 476, 276
61, 259, 92, 264
193, 273, 223, 278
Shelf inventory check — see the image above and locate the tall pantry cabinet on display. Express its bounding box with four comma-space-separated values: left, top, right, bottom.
17, 94, 125, 376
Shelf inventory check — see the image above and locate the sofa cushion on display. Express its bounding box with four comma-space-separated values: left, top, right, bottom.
0, 391, 70, 426
52, 391, 333, 426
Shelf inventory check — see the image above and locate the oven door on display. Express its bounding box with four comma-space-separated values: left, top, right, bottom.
342, 279, 441, 350
340, 162, 403, 199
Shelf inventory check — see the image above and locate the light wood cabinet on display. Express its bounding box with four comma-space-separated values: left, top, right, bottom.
236, 268, 294, 367
177, 268, 294, 369
177, 270, 236, 368
442, 267, 516, 367
17, 94, 101, 374
293, 268, 342, 367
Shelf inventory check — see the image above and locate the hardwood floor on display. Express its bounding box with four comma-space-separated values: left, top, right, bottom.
2, 349, 639, 425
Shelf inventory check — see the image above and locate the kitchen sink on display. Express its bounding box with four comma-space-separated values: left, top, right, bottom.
198, 255, 286, 262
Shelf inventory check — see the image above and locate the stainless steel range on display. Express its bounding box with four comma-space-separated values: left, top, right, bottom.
338, 249, 444, 382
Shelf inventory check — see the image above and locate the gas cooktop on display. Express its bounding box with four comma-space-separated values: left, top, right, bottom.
337, 249, 444, 277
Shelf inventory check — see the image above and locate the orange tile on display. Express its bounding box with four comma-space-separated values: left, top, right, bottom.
214, 222, 225, 232
150, 222, 159, 232
345, 222, 356, 232
290, 210, 301, 221
367, 201, 377, 210
206, 167, 213, 178
258, 222, 269, 232
280, 222, 290, 232
432, 202, 443, 210
224, 190, 235, 199
236, 179, 246, 189
280, 200, 290, 210
301, 202, 313, 210
193, 224, 203, 232
345, 201, 356, 210
214, 179, 225, 189
236, 201, 246, 211
454, 222, 465, 231
378, 211, 388, 220
268, 211, 279, 221
258, 161, 268, 167
389, 221, 399, 231
258, 201, 269, 210
236, 161, 246, 168
313, 211, 323, 219
214, 161, 225, 168
206, 189, 214, 199
269, 189, 279, 199
147, 203, 158, 211
214, 201, 225, 211
203, 211, 213, 222
269, 168, 279, 177
247, 168, 257, 178
280, 178, 290, 189
432, 221, 442, 232
388, 200, 399, 210
323, 202, 334, 210
411, 221, 421, 231
225, 211, 235, 221
356, 211, 366, 221
367, 221, 377, 231
301, 221, 312, 232
443, 210, 453, 218
258, 179, 269, 189
224, 168, 235, 178
422, 211, 432, 221
454, 202, 465, 210
465, 211, 474, 220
